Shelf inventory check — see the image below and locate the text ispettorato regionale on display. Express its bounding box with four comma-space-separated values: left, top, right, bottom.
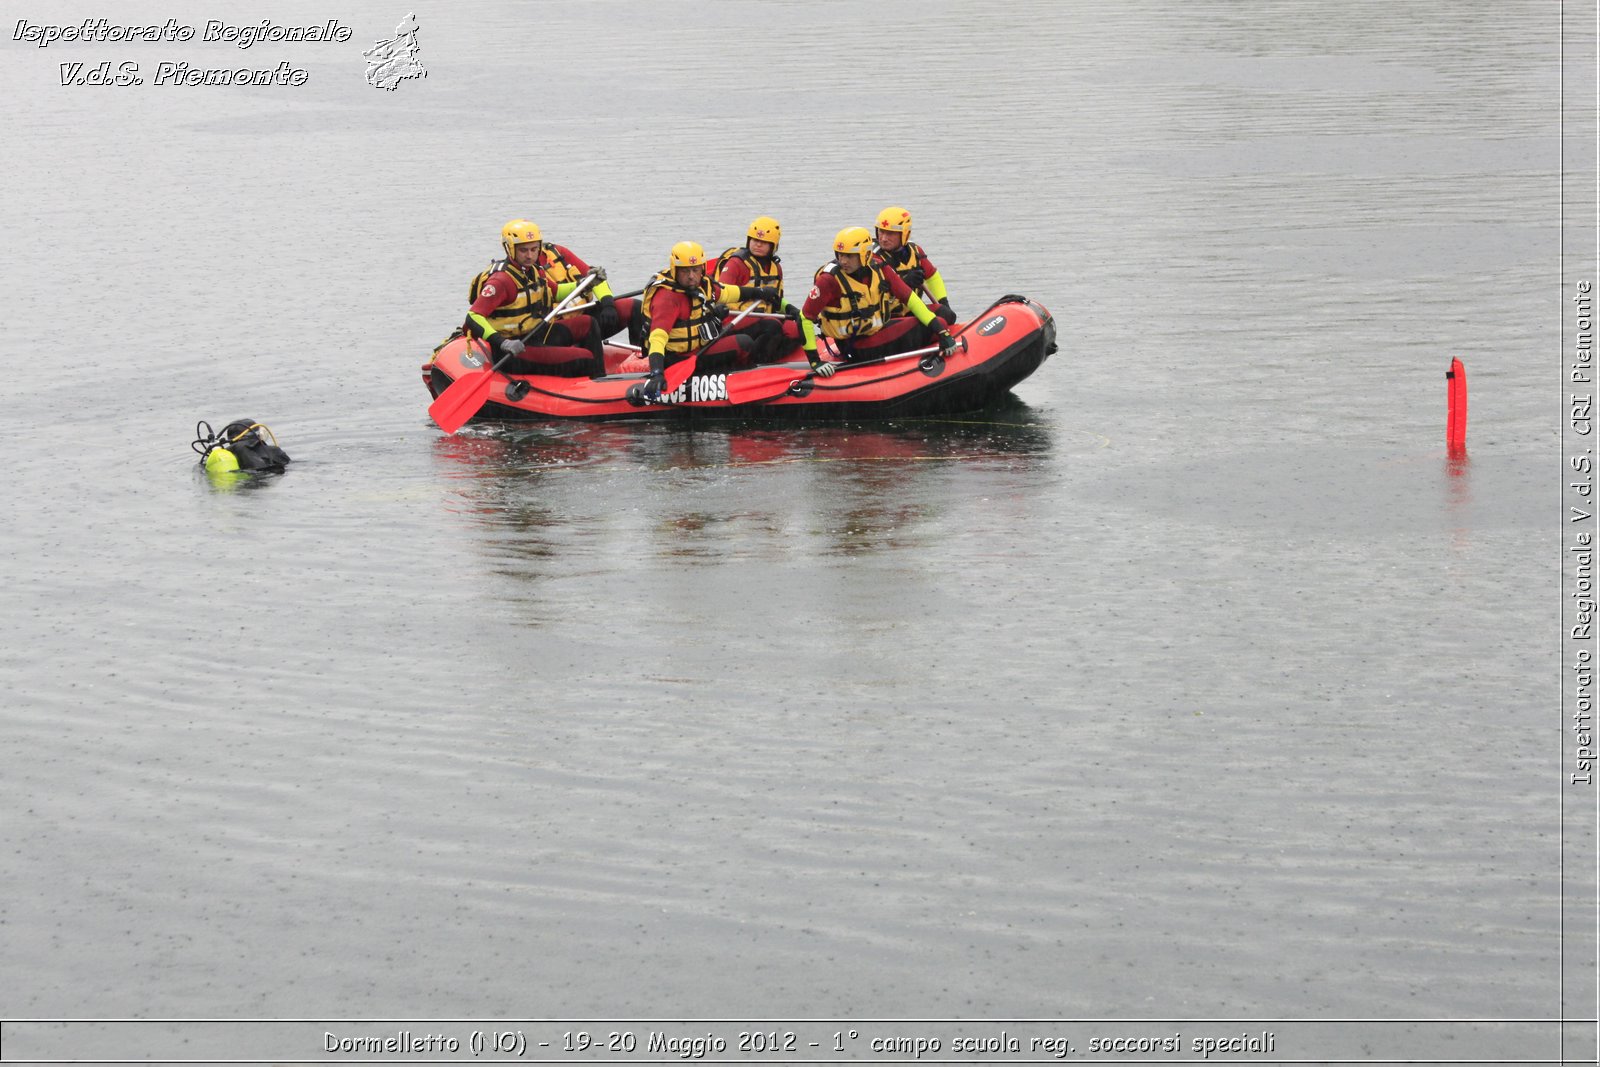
14, 18, 353, 49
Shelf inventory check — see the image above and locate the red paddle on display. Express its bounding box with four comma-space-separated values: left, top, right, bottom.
658, 353, 700, 396
428, 273, 599, 433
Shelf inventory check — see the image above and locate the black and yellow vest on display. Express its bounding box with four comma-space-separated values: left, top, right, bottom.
872, 242, 929, 315
715, 247, 784, 311
641, 271, 722, 357
467, 260, 554, 338
812, 263, 890, 341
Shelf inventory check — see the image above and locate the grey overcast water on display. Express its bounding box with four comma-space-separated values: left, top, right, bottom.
2, 1, 1595, 1064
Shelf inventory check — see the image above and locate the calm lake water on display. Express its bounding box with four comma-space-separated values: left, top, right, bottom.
1, 1, 1589, 1063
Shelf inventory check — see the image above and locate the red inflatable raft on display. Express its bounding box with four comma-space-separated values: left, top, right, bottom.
421, 294, 1056, 423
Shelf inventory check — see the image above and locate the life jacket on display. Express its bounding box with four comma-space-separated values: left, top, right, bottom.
713, 247, 784, 311
467, 260, 554, 338
872, 242, 929, 314
536, 244, 587, 287
812, 262, 890, 341
641, 270, 721, 357
538, 245, 607, 322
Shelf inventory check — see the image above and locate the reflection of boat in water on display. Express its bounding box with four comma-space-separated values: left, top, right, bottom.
431, 396, 1057, 474
422, 295, 1056, 424
721, 403, 1056, 467
429, 404, 1061, 563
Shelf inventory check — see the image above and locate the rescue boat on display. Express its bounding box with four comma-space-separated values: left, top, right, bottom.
421, 294, 1056, 423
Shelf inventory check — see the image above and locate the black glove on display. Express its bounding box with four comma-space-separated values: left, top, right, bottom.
498, 337, 526, 356
642, 371, 666, 398
706, 302, 729, 320
739, 286, 780, 305
809, 355, 836, 378
590, 294, 620, 337
785, 304, 801, 322
902, 268, 926, 289
934, 299, 956, 324
936, 330, 958, 356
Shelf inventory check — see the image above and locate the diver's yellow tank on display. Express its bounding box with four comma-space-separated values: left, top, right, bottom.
203, 446, 240, 474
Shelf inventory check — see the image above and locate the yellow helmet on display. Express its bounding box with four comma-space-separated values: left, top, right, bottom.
669, 241, 707, 270
875, 205, 912, 239
833, 226, 874, 260
746, 216, 781, 249
501, 218, 542, 259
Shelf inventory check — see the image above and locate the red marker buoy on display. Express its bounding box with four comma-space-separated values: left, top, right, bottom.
1446, 358, 1467, 452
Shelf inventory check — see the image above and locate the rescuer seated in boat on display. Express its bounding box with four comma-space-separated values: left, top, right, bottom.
711, 216, 813, 365
801, 226, 958, 367
464, 220, 606, 378
637, 241, 776, 398
871, 205, 957, 325
515, 223, 638, 343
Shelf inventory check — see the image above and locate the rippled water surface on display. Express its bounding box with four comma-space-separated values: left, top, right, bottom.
1, 0, 1585, 1058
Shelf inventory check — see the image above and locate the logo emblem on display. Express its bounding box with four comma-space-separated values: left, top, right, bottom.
977, 314, 1007, 336
364, 13, 427, 91
461, 350, 484, 369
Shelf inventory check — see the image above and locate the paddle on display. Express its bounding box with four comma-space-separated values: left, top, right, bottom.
562, 287, 644, 315
724, 337, 966, 405
428, 272, 599, 434
657, 345, 709, 395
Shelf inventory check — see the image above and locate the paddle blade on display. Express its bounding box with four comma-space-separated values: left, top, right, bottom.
725, 364, 807, 404
661, 353, 700, 395
428, 368, 496, 434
